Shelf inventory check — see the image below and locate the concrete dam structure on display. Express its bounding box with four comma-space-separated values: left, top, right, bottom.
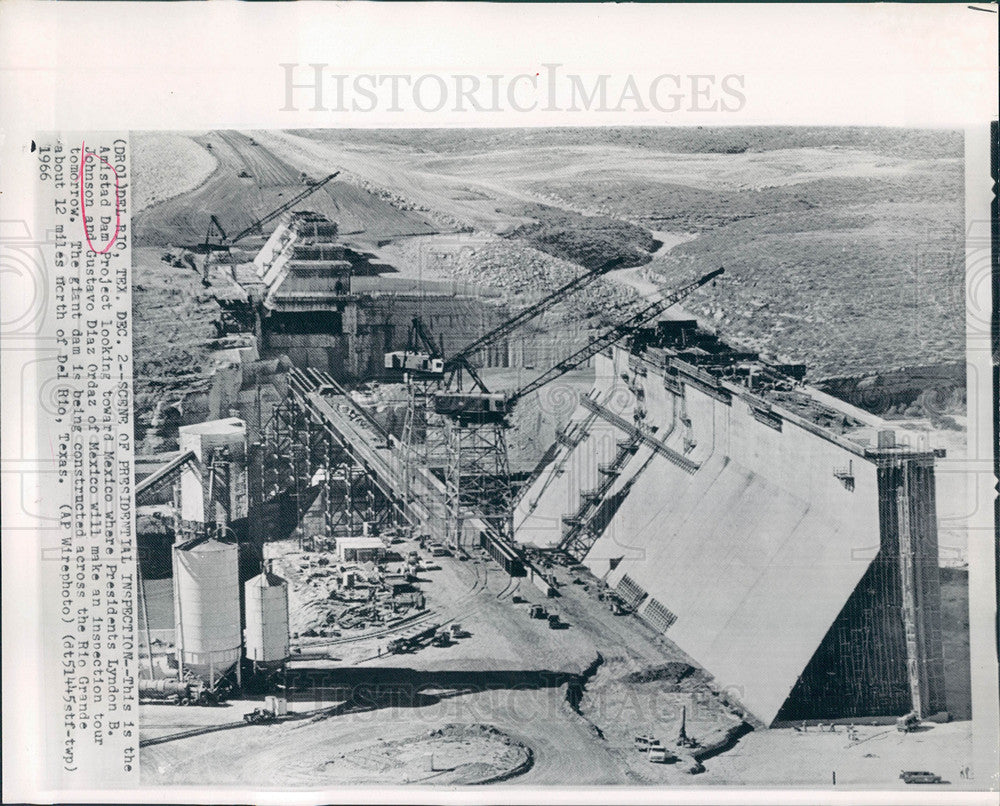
514, 322, 947, 727
227, 211, 514, 381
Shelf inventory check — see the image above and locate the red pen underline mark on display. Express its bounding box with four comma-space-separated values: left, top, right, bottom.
79, 140, 121, 254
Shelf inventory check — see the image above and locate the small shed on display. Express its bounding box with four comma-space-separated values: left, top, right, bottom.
337, 536, 385, 563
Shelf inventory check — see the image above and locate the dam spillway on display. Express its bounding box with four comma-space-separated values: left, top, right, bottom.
514, 324, 947, 727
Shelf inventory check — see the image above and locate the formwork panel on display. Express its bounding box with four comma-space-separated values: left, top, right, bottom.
513, 366, 634, 547
600, 449, 877, 724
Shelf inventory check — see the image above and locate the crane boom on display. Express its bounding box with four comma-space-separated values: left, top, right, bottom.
444, 256, 626, 372
228, 171, 340, 244
510, 268, 723, 404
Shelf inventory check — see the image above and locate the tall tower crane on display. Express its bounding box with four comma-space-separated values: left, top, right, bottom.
384, 257, 626, 514
433, 267, 723, 546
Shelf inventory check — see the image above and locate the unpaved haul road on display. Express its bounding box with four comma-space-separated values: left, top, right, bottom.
602, 229, 704, 320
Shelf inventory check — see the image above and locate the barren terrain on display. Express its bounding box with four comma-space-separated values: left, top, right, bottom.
133, 126, 964, 383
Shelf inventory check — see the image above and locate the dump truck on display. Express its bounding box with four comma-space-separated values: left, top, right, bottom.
529, 604, 547, 619
897, 712, 920, 732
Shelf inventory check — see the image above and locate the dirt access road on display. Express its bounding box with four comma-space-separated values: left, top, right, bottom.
134, 130, 439, 248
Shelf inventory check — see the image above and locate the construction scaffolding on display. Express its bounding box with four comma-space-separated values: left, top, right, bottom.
443, 416, 514, 547
257, 369, 409, 545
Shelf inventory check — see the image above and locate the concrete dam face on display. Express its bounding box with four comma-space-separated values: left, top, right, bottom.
514, 338, 946, 727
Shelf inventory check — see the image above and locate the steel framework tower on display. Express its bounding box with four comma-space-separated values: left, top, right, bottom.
443, 412, 514, 546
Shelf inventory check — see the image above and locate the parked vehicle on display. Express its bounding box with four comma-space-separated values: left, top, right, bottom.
243, 708, 276, 724
900, 770, 943, 784
647, 746, 674, 764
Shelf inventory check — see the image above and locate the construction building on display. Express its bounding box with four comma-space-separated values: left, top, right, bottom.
336, 536, 387, 563
514, 324, 948, 727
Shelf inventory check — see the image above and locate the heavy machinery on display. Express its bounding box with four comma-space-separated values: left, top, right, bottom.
388, 257, 627, 439
896, 712, 921, 732
191, 171, 340, 286
139, 678, 220, 706
387, 257, 627, 528
384, 317, 445, 379
432, 267, 723, 547
243, 707, 277, 724
438, 256, 627, 393
676, 705, 699, 749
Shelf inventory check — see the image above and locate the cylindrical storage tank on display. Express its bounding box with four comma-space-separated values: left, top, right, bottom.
178, 418, 248, 525
173, 538, 241, 679
244, 567, 290, 665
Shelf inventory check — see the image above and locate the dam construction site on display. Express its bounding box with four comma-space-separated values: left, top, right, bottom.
132, 128, 973, 788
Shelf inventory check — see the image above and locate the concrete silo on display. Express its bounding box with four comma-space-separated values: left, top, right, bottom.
177, 418, 249, 537
172, 536, 242, 686
244, 562, 290, 667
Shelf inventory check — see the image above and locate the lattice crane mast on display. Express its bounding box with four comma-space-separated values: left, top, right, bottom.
442, 256, 626, 392
434, 267, 724, 419
508, 267, 723, 404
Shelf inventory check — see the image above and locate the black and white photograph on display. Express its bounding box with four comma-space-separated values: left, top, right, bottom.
129, 126, 977, 788
1, 4, 996, 803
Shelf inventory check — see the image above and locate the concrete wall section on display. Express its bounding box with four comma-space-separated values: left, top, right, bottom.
551, 347, 892, 725
598, 446, 880, 724
514, 356, 632, 547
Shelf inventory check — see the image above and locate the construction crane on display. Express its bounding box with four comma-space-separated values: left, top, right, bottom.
227, 171, 339, 244
383, 256, 626, 391
194, 171, 340, 285
442, 256, 627, 392
384, 317, 445, 379
435, 267, 724, 418
386, 256, 627, 514
432, 267, 723, 548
